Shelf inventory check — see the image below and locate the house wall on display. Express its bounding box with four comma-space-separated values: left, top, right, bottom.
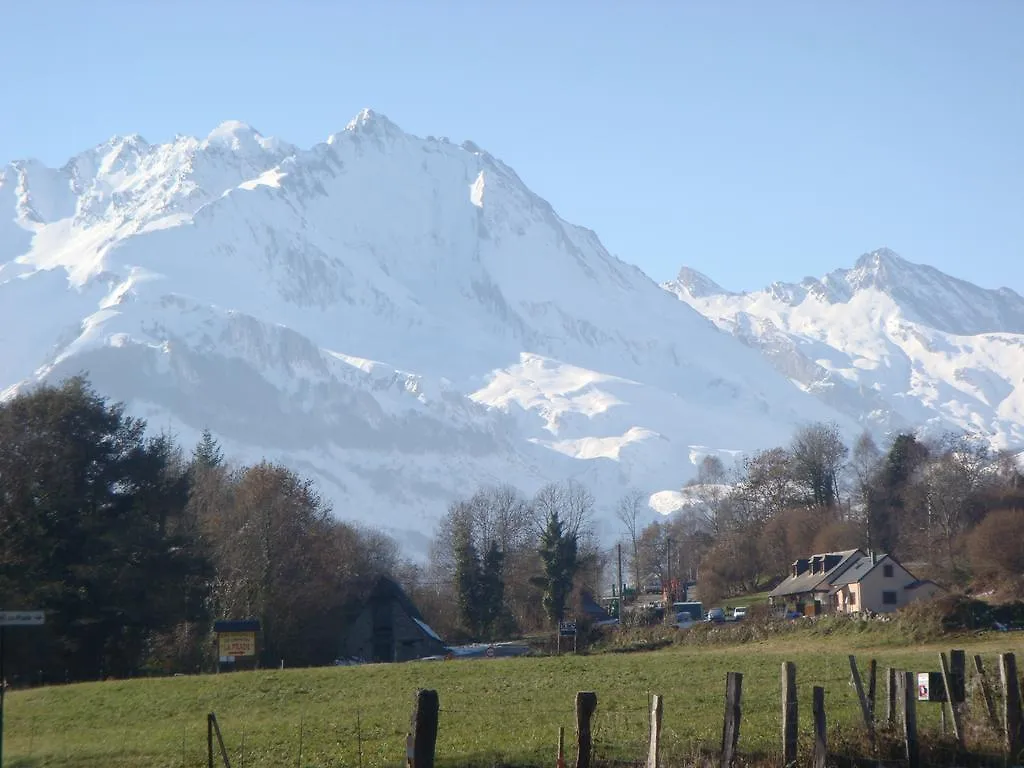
854, 559, 931, 614
906, 582, 942, 604
835, 585, 856, 614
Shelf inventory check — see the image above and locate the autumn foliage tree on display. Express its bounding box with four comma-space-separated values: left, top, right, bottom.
968, 508, 1024, 591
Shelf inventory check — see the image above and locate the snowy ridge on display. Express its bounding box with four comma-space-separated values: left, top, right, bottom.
664, 249, 1024, 451
3, 113, 1018, 554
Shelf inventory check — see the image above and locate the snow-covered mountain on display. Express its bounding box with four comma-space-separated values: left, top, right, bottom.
664, 248, 1024, 451
1, 110, 865, 553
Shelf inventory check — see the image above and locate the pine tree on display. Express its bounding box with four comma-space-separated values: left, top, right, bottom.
0, 376, 210, 679
453, 532, 483, 636
537, 511, 578, 626
192, 427, 224, 470
479, 540, 505, 638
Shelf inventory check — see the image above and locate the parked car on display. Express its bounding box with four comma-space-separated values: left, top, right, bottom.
705, 607, 726, 623
732, 606, 748, 620
674, 613, 695, 630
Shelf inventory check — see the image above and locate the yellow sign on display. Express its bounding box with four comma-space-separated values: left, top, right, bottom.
218, 631, 256, 658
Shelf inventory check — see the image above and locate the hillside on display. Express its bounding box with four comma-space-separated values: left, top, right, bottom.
0, 110, 854, 551
664, 248, 1024, 452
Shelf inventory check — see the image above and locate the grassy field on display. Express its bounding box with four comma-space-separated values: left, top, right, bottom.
3, 625, 1022, 768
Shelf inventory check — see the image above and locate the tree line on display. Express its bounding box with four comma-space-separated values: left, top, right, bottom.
0, 377, 407, 682
0, 376, 607, 680
4, 377, 1022, 681
614, 422, 1024, 606
405, 479, 605, 643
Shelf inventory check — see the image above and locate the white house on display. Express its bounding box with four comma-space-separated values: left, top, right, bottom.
830, 553, 943, 614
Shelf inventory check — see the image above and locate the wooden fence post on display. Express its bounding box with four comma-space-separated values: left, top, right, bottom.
849, 655, 875, 745
408, 689, 439, 768
950, 650, 966, 706
901, 671, 919, 768
812, 686, 826, 768
938, 652, 963, 749
781, 662, 797, 768
207, 713, 231, 768
557, 726, 565, 768
721, 672, 743, 768
647, 694, 663, 768
867, 659, 877, 724
1000, 653, 1023, 762
973, 654, 999, 730
575, 691, 597, 768
886, 667, 897, 726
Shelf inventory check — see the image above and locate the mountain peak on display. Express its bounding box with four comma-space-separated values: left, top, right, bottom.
202, 120, 285, 156
344, 108, 399, 135
666, 266, 732, 298
855, 246, 902, 267
843, 247, 916, 292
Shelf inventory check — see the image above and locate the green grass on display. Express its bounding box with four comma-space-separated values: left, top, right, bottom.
719, 590, 773, 612
3, 627, 1022, 768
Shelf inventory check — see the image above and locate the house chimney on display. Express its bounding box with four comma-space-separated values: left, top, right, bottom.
870, 550, 876, 565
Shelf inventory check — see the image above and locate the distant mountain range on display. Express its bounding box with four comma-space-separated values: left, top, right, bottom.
664, 248, 1024, 450
2, 110, 1021, 554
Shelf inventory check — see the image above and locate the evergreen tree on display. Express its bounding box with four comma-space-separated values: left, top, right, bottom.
537, 511, 578, 626
453, 531, 482, 636
192, 428, 224, 471
866, 433, 928, 555
479, 540, 505, 638
0, 376, 210, 680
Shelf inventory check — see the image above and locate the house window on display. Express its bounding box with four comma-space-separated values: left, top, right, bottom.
882, 591, 897, 605
883, 564, 894, 577
849, 592, 856, 606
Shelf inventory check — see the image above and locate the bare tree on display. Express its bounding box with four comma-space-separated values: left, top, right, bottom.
733, 447, 796, 525
789, 421, 849, 509
531, 479, 594, 540
848, 431, 881, 538
968, 508, 1024, 588
470, 484, 534, 552
921, 433, 997, 572
615, 488, 647, 593
690, 455, 731, 535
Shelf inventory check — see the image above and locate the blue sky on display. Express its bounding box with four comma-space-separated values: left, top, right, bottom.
2, 1, 1022, 292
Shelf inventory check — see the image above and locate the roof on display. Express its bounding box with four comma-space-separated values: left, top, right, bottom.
340, 575, 445, 644
213, 619, 261, 633
831, 554, 890, 587
769, 549, 864, 598
580, 591, 613, 621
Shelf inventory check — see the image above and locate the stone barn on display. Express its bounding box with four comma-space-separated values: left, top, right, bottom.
338, 576, 447, 663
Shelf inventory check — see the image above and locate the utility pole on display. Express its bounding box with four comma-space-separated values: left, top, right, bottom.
666, 537, 673, 603
616, 543, 623, 603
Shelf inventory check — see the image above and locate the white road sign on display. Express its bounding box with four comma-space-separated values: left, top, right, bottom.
0, 611, 45, 626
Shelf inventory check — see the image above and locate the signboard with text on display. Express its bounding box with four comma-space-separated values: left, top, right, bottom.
0, 611, 45, 626
217, 631, 256, 658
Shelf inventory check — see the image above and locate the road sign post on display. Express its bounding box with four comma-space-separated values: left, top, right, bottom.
0, 611, 46, 767
558, 621, 578, 654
